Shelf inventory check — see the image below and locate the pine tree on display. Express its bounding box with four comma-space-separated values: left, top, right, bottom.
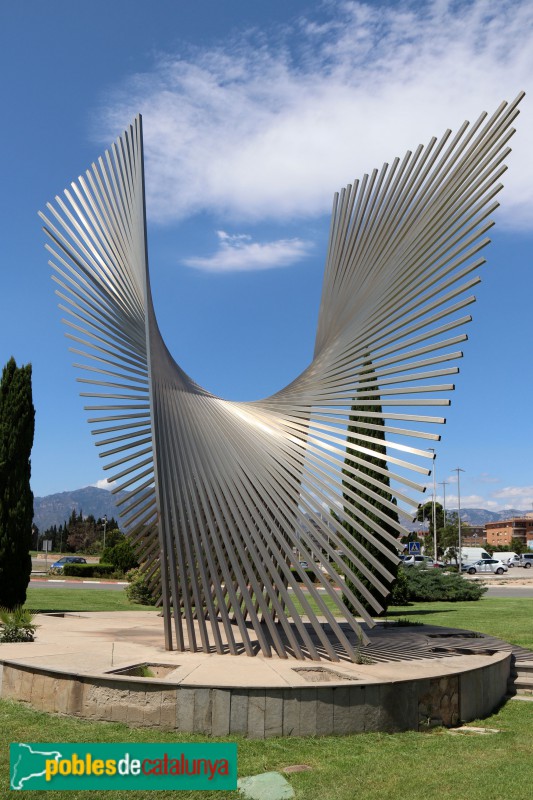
0, 358, 35, 608
341, 363, 399, 615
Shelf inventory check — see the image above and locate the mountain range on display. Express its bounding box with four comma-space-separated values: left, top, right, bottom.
405, 507, 527, 531
33, 486, 127, 530
33, 486, 529, 532
453, 508, 527, 526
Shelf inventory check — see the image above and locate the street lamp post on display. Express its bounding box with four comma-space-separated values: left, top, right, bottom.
439, 480, 449, 527
102, 515, 108, 551
454, 468, 465, 571
428, 448, 437, 561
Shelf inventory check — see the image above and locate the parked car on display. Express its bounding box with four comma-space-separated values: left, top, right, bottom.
461, 559, 508, 575
402, 555, 434, 567
51, 556, 87, 571
519, 554, 533, 569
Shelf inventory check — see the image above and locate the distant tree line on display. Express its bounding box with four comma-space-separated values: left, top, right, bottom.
37, 509, 122, 554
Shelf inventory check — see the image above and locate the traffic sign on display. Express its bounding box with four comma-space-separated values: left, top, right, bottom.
408, 541, 421, 554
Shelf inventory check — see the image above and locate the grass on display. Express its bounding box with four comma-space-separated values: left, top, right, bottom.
24, 587, 157, 613
1, 696, 532, 799
385, 597, 533, 651
293, 591, 533, 650
1, 589, 532, 798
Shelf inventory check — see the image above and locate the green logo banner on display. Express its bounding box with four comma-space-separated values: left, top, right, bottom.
10, 742, 237, 791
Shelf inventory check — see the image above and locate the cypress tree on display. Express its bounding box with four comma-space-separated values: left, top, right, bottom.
342, 363, 399, 615
0, 357, 35, 609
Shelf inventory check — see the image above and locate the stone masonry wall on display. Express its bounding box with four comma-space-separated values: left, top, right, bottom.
0, 656, 510, 738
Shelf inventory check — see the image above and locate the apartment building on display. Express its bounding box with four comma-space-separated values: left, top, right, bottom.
486, 516, 533, 547
461, 524, 486, 546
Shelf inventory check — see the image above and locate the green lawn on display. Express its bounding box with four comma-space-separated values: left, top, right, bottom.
293, 592, 533, 651
25, 587, 157, 613
1, 590, 531, 798
386, 597, 533, 651
1, 693, 532, 799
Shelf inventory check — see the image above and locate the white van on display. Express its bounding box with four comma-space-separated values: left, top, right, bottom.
492, 552, 520, 567
457, 547, 492, 564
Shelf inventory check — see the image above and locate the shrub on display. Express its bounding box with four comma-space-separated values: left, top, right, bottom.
62, 563, 115, 578
0, 607, 37, 642
290, 568, 319, 583
389, 568, 410, 605
100, 540, 138, 574
125, 568, 156, 605
100, 547, 114, 565
390, 567, 487, 604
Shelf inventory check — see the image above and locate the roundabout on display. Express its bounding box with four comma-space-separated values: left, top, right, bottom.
0, 611, 518, 738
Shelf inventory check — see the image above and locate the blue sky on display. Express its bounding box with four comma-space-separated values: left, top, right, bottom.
1, 0, 532, 512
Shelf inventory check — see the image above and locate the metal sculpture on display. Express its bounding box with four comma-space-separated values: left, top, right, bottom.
40, 94, 522, 660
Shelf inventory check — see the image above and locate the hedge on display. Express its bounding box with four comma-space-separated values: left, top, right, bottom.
290, 568, 319, 583
100, 540, 138, 573
62, 563, 115, 578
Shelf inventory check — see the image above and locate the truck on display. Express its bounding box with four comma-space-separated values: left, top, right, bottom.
445, 546, 491, 564
492, 552, 520, 567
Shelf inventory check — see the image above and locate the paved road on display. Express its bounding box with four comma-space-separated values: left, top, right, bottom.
32, 557, 99, 570
484, 585, 533, 598
29, 579, 533, 598
30, 579, 127, 592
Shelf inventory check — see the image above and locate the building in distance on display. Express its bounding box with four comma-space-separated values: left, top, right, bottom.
486, 514, 533, 548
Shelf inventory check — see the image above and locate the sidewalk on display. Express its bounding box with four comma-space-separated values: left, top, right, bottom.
30, 577, 129, 586
0, 611, 510, 687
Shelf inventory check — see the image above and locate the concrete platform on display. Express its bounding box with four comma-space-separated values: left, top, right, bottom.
0, 612, 513, 738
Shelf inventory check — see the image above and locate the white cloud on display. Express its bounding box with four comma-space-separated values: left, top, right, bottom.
97, 0, 533, 228
92, 479, 115, 491
476, 473, 501, 484
441, 493, 486, 508
183, 231, 312, 272
435, 486, 533, 511
492, 485, 533, 504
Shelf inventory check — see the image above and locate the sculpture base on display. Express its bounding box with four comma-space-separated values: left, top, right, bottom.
0, 611, 514, 737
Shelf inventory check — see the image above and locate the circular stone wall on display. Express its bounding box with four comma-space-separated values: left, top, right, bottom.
0, 612, 513, 737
